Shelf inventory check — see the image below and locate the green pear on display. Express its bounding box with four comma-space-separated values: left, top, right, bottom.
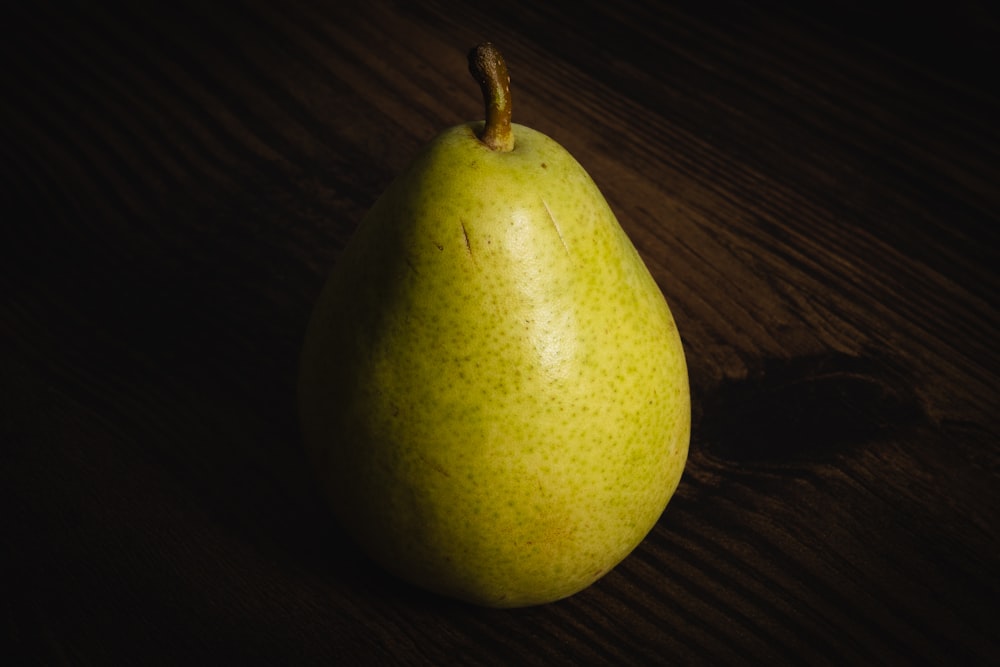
298, 43, 690, 608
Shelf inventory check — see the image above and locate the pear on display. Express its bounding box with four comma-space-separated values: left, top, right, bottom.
298, 43, 690, 608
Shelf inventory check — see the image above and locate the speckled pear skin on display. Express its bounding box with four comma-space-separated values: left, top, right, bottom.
298, 121, 690, 608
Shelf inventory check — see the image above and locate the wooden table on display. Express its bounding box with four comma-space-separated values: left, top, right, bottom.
3, 1, 997, 663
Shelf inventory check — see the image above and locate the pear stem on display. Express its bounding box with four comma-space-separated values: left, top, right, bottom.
468, 42, 515, 152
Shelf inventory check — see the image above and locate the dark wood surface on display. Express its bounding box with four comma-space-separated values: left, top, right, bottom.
3, 1, 998, 664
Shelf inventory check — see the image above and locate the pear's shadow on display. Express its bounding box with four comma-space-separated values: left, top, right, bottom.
692, 351, 928, 466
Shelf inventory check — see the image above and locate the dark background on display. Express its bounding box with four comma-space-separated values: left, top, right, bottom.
2, 1, 997, 664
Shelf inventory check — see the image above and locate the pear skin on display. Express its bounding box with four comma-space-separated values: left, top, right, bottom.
299, 44, 690, 608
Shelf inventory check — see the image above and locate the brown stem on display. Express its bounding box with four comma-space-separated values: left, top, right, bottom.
468, 42, 514, 152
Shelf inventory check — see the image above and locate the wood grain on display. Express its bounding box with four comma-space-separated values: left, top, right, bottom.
2, 0, 998, 664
